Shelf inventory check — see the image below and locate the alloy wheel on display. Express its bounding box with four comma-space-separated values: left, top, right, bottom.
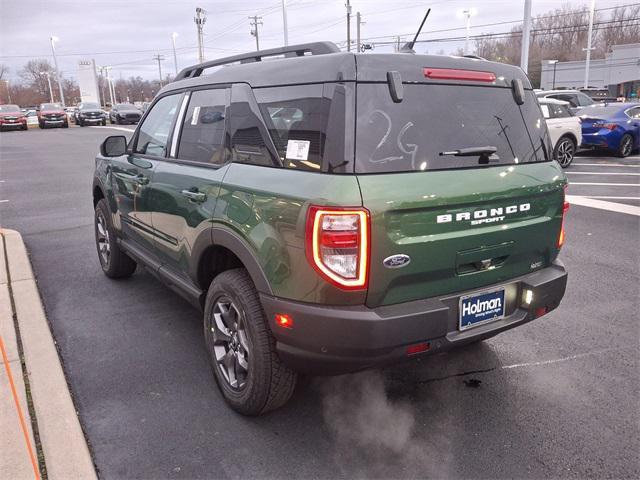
557, 139, 575, 167
621, 136, 633, 157
96, 212, 111, 266
211, 298, 250, 390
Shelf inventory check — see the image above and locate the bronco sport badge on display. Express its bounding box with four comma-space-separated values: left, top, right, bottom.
436, 203, 531, 226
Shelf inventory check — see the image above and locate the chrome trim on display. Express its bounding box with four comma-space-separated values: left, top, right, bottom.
170, 93, 190, 158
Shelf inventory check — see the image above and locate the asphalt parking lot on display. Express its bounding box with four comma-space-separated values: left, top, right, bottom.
0, 126, 638, 479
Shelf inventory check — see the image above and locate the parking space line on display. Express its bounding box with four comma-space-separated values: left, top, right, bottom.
566, 195, 640, 216
582, 196, 640, 200
573, 163, 640, 168
569, 182, 639, 187
0, 200, 9, 204
566, 172, 640, 176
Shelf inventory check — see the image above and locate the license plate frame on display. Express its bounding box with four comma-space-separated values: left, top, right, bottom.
458, 287, 506, 331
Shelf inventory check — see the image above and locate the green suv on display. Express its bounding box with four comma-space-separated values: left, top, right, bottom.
92, 42, 568, 415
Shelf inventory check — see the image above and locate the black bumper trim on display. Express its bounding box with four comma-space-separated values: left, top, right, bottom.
260, 260, 567, 375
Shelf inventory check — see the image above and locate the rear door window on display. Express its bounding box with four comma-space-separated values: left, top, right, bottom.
134, 94, 181, 157
177, 88, 229, 165
355, 84, 549, 173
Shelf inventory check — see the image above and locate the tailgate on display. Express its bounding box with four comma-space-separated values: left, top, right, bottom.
359, 162, 566, 307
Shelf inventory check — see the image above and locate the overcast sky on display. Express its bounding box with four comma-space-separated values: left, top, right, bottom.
0, 0, 633, 82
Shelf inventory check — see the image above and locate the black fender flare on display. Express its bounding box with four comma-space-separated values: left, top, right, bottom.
191, 226, 273, 296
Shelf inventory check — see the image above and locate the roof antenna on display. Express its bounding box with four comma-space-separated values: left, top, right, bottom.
400, 8, 431, 54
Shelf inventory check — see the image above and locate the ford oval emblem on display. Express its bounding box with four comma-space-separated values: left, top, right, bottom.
383, 254, 411, 269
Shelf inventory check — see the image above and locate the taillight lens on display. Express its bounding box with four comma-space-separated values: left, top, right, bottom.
593, 122, 617, 131
423, 67, 496, 82
558, 185, 569, 249
306, 205, 370, 290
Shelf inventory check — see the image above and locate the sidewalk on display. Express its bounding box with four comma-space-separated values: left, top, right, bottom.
0, 229, 97, 480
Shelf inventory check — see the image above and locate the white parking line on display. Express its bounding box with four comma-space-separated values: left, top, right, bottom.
567, 172, 640, 176
569, 182, 639, 187
573, 163, 640, 168
0, 200, 8, 203
566, 195, 640, 216
584, 196, 640, 200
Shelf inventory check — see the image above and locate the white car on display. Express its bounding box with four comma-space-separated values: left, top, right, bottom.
538, 97, 582, 168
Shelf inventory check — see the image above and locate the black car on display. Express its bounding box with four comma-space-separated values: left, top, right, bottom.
76, 102, 107, 126
109, 103, 142, 125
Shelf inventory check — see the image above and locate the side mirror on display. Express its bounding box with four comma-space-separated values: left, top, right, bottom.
101, 135, 128, 157
511, 78, 525, 105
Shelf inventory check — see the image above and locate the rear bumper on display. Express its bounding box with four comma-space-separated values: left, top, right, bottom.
261, 260, 567, 375
581, 131, 620, 149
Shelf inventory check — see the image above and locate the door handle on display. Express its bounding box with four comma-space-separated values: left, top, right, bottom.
113, 171, 149, 185
181, 189, 207, 203
135, 174, 149, 186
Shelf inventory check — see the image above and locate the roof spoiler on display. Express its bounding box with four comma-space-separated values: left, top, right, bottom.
174, 41, 341, 81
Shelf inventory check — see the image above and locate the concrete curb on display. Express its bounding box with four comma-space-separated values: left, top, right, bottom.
0, 229, 97, 480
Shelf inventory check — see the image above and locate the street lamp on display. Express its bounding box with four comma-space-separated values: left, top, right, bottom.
548, 60, 559, 89
50, 36, 65, 107
40, 71, 54, 103
457, 8, 477, 55
171, 32, 179, 76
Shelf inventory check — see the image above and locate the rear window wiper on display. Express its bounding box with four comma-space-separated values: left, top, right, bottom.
439, 146, 497, 157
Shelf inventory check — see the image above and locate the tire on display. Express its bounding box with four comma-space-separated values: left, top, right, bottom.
39, 121, 45, 129
63, 122, 69, 128
22, 124, 28, 131
616, 134, 634, 158
554, 136, 576, 168
94, 199, 137, 278
79, 120, 84, 127
204, 269, 297, 415
102, 120, 106, 126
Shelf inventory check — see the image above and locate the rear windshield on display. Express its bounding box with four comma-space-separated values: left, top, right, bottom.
355, 84, 550, 173
581, 105, 624, 117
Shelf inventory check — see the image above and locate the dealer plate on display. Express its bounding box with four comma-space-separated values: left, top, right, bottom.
459, 287, 505, 331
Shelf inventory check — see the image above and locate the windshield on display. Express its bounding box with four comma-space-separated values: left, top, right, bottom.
116, 104, 136, 109
0, 104, 21, 113
81, 103, 100, 110
355, 84, 550, 173
41, 103, 62, 110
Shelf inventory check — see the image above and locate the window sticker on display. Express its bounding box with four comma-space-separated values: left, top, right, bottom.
285, 139, 310, 161
191, 106, 201, 126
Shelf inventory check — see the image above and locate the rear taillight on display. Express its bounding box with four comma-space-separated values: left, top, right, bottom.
558, 185, 569, 249
593, 122, 617, 130
305, 205, 370, 290
423, 67, 496, 82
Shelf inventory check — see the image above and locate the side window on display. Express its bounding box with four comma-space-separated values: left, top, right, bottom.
134, 94, 181, 157
227, 83, 279, 167
577, 93, 594, 106
177, 89, 229, 164
254, 84, 332, 172
540, 104, 551, 119
550, 103, 571, 118
626, 107, 640, 119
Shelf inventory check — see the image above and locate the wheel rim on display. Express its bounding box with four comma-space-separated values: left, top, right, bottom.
210, 298, 250, 390
557, 139, 574, 166
96, 212, 111, 266
621, 136, 632, 156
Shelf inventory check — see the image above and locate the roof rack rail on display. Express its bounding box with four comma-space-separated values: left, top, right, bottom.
175, 41, 341, 81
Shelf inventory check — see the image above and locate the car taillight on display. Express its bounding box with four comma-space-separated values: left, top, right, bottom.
558, 185, 569, 249
593, 122, 617, 130
305, 205, 370, 290
423, 67, 496, 82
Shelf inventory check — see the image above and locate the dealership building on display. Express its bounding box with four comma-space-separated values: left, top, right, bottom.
540, 43, 640, 98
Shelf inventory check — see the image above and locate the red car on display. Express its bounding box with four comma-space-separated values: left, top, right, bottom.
0, 104, 28, 131
37, 102, 68, 128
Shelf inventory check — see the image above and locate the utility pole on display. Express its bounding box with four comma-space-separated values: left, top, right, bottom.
41, 71, 54, 102
98, 67, 107, 107
281, 0, 289, 46
50, 36, 65, 107
153, 54, 166, 87
194, 7, 207, 63
394, 36, 401, 52
249, 16, 263, 50
520, 0, 532, 72
345, 1, 352, 51
171, 32, 179, 75
356, 12, 363, 53
584, 0, 596, 88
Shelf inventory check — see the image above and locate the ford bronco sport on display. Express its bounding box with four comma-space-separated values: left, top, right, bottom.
92, 42, 568, 415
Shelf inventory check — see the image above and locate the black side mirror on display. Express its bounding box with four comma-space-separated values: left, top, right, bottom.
387, 71, 403, 103
511, 78, 525, 105
101, 135, 127, 157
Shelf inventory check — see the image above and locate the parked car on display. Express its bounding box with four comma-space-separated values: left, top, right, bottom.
109, 103, 142, 124
75, 102, 107, 126
0, 104, 28, 131
64, 106, 77, 120
92, 42, 568, 415
580, 103, 640, 157
536, 89, 596, 114
538, 98, 582, 167
37, 103, 68, 128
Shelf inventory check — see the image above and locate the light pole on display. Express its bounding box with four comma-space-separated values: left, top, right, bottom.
458, 8, 477, 55
41, 71, 54, 102
50, 36, 65, 107
281, 0, 289, 46
171, 32, 179, 76
548, 60, 559, 89
583, 0, 596, 88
